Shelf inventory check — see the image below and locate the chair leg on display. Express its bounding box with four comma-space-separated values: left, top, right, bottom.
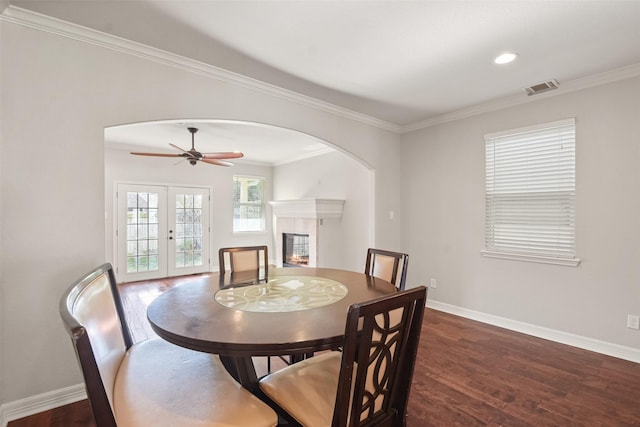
287, 352, 313, 364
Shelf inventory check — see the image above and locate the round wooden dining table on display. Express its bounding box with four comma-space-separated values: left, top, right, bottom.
146, 267, 397, 391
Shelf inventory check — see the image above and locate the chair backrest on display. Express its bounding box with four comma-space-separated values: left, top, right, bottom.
59, 263, 131, 427
219, 246, 269, 274
333, 286, 427, 427
364, 248, 409, 290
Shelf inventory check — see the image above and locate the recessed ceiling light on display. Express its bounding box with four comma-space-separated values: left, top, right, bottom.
494, 52, 518, 65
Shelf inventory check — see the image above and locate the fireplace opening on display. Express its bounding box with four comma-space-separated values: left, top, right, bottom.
283, 233, 309, 267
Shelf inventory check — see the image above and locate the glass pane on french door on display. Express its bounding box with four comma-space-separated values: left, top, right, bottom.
127, 190, 160, 272
117, 184, 210, 282
168, 187, 210, 277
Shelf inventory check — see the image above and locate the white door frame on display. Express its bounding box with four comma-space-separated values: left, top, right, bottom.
114, 181, 212, 282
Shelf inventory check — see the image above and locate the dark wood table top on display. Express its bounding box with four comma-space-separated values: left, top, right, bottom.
146, 267, 397, 357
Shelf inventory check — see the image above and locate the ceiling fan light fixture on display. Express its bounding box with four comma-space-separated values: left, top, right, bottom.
494, 52, 518, 65
130, 126, 244, 166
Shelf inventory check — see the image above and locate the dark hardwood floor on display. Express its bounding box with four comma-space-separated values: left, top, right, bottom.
11, 274, 640, 426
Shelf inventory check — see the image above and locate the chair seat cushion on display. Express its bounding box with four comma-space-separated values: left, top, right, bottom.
113, 339, 277, 427
259, 351, 342, 427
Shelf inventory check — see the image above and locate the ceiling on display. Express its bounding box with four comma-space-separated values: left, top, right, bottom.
106, 120, 335, 167
8, 0, 640, 165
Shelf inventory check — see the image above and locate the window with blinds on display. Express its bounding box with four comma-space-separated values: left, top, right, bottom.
483, 118, 580, 266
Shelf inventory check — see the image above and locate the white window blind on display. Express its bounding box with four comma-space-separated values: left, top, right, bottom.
484, 118, 579, 266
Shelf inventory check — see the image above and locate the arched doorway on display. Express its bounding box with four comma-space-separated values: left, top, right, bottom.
104, 119, 373, 279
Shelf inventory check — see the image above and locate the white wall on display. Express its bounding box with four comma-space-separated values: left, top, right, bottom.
105, 147, 274, 270
273, 151, 372, 272
0, 19, 401, 404
401, 76, 640, 350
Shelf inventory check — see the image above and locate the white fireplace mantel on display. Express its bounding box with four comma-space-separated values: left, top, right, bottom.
269, 199, 344, 219
269, 199, 345, 268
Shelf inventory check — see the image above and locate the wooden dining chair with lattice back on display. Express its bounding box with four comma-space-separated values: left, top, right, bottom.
59, 263, 277, 427
259, 285, 427, 427
364, 248, 409, 290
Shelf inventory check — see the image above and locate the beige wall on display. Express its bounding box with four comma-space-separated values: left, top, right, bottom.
401, 75, 640, 350
0, 21, 401, 404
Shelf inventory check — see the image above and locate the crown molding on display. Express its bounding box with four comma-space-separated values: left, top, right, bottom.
402, 62, 640, 133
0, 5, 402, 134
4, 5, 639, 136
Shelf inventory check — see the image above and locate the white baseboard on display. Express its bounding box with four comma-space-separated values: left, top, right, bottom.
427, 299, 640, 363
0, 384, 86, 427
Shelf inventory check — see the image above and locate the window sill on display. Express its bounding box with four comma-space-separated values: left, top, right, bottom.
481, 250, 581, 267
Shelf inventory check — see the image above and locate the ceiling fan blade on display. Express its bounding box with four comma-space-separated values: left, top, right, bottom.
201, 151, 244, 160
169, 143, 190, 154
130, 128, 240, 167
200, 158, 234, 167
131, 152, 182, 158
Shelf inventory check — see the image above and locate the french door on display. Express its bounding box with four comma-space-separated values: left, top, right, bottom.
116, 183, 211, 282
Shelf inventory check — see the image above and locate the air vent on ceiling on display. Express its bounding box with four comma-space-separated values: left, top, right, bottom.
524, 79, 559, 96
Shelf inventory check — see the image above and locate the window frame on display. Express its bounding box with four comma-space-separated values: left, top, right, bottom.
482, 118, 580, 267
232, 175, 266, 233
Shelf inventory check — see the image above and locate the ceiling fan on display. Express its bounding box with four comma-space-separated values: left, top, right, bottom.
130, 127, 244, 166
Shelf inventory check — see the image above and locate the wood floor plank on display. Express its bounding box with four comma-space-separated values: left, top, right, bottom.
11, 275, 640, 426
407, 307, 640, 426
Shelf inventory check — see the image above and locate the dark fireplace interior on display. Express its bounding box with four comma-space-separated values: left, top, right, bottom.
283, 233, 309, 267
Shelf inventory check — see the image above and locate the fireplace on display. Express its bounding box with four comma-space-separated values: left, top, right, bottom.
269, 199, 345, 268
282, 233, 309, 267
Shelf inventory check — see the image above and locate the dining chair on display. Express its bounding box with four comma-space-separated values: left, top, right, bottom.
218, 245, 281, 371
59, 263, 278, 427
364, 248, 409, 291
258, 285, 427, 427
218, 245, 269, 275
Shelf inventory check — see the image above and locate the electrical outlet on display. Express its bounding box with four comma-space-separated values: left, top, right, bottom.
627, 314, 640, 330
429, 278, 437, 288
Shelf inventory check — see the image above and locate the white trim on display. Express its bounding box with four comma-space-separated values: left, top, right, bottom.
0, 384, 86, 427
427, 299, 640, 364
0, 5, 401, 134
368, 170, 376, 249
